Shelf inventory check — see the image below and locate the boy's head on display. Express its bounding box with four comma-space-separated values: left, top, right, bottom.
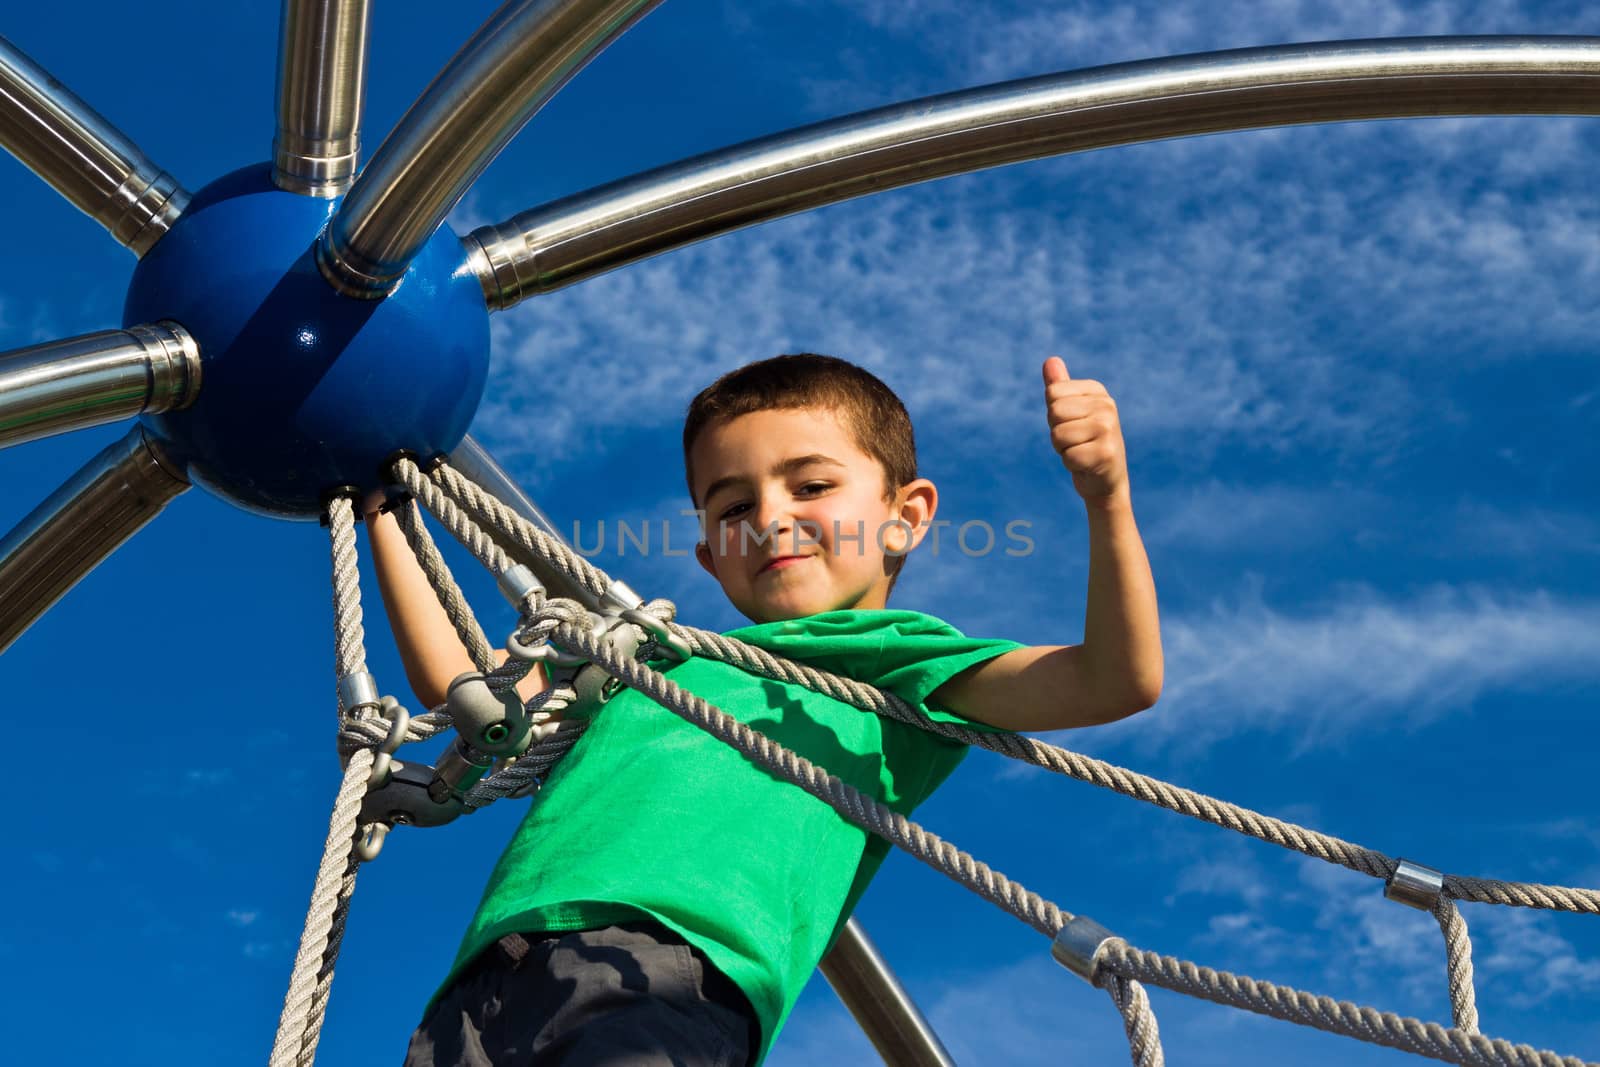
683, 354, 938, 624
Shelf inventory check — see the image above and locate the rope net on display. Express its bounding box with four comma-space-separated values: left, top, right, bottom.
271, 459, 1599, 1067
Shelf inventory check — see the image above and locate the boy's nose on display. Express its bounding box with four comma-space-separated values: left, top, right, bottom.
752, 491, 795, 534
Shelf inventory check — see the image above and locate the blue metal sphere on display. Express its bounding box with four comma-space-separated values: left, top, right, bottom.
124, 165, 491, 518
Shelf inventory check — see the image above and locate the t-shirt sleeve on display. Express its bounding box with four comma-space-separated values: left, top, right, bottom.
868, 617, 1025, 733
727, 609, 1026, 734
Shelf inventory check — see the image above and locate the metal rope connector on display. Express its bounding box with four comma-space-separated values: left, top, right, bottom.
337, 670, 381, 717
446, 671, 530, 755
367, 698, 410, 788
621, 607, 692, 664
497, 563, 544, 608
599, 581, 644, 613
1385, 858, 1445, 911
1051, 915, 1117, 984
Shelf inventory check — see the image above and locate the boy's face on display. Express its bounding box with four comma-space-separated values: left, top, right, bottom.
690, 406, 935, 624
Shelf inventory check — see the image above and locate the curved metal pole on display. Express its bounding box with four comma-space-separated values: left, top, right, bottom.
0, 324, 200, 451
317, 0, 667, 297
274, 0, 372, 197
0, 426, 187, 654
820, 918, 956, 1067
463, 35, 1600, 307
0, 35, 189, 257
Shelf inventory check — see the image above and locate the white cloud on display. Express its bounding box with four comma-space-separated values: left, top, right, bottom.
773, 0, 1586, 97
477, 109, 1598, 491
1470, 907, 1600, 1008
1143, 481, 1377, 553
1080, 583, 1600, 752
225, 909, 259, 927
925, 957, 1150, 1065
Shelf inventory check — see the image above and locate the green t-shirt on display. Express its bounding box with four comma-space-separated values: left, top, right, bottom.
441, 608, 1023, 1061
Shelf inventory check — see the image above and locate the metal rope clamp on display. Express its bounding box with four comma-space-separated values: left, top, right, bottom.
1384, 858, 1445, 911
1051, 915, 1118, 986
357, 761, 471, 861
354, 695, 467, 861
505, 606, 661, 712
425, 671, 536, 805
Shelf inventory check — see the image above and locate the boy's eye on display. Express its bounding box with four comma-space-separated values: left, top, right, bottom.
719, 502, 751, 520
797, 482, 831, 495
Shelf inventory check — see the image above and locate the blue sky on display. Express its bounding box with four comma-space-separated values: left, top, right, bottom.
2, 1, 1598, 1063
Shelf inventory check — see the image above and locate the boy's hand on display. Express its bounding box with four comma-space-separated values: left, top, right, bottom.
1043, 356, 1128, 505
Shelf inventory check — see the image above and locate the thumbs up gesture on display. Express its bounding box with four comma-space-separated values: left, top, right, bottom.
1043, 356, 1129, 504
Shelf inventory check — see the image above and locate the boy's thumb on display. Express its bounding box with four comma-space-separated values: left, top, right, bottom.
1042, 355, 1070, 383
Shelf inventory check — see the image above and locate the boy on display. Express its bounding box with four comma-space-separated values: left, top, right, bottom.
373, 353, 1161, 1065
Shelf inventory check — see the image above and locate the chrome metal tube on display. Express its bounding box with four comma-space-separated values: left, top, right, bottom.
448, 434, 597, 608
318, 0, 666, 297
820, 918, 956, 1067
0, 426, 187, 653
465, 35, 1600, 307
0, 35, 189, 256
0, 324, 201, 451
274, 0, 372, 196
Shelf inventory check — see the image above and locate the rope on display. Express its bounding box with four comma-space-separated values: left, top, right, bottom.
550, 615, 1589, 1067
270, 497, 375, 1067
271, 753, 373, 1066
1105, 975, 1164, 1067
393, 498, 497, 674
403, 457, 612, 600
553, 618, 1069, 937
1434, 897, 1481, 1034
393, 458, 514, 580
298, 853, 358, 1063
1096, 941, 1587, 1067
664, 622, 1600, 918
381, 460, 1600, 1066
464, 720, 589, 807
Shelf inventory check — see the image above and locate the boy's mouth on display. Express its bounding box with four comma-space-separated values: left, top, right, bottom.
758, 554, 811, 575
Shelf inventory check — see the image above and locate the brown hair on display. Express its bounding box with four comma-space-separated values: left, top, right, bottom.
683, 353, 919, 584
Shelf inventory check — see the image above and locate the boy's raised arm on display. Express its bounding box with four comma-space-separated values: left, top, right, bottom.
365, 505, 548, 712
929, 357, 1162, 733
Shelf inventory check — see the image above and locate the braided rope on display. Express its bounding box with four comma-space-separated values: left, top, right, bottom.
393, 498, 497, 673
1096, 942, 1589, 1067
418, 461, 1600, 1066
1105, 975, 1164, 1067
298, 854, 359, 1062
270, 498, 375, 1067
464, 720, 589, 807
554, 616, 1592, 1067
1444, 875, 1600, 915
1434, 898, 1481, 1034
329, 498, 365, 682
393, 459, 513, 579
676, 623, 1402, 875
555, 619, 1068, 937
270, 750, 372, 1067
669, 623, 1600, 916
426, 459, 612, 599
336, 705, 453, 761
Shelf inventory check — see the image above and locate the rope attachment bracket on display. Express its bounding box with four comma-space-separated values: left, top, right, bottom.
1384, 858, 1445, 912
1051, 915, 1118, 984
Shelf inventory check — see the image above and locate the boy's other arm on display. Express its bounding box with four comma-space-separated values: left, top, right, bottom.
929, 358, 1162, 733
365, 505, 548, 712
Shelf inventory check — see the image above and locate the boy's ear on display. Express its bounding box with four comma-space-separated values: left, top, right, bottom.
897, 478, 938, 550
694, 540, 718, 579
